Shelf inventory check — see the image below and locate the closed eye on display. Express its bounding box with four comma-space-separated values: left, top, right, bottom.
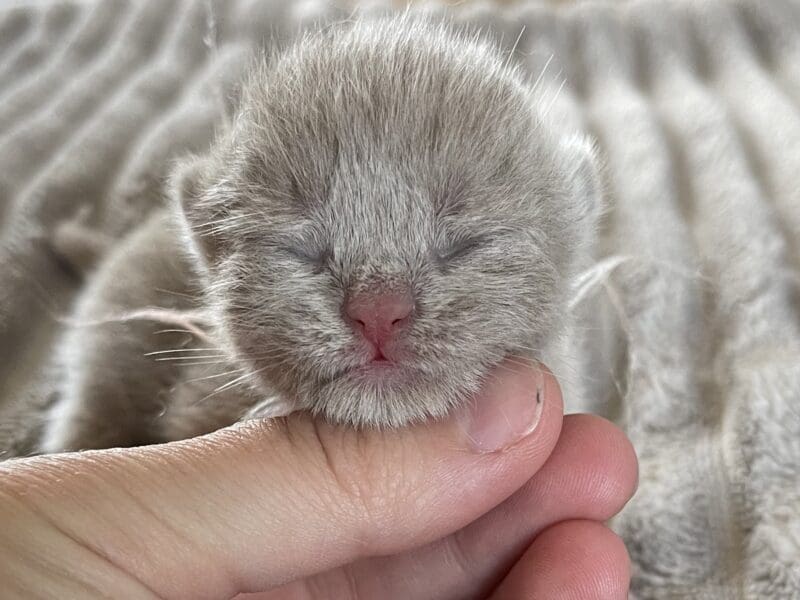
435, 235, 486, 265
278, 241, 330, 269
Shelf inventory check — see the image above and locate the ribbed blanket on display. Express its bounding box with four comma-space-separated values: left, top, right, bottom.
1, 0, 799, 597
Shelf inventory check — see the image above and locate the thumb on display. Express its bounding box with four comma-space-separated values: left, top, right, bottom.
2, 361, 562, 599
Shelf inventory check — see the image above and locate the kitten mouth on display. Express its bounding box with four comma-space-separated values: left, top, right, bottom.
371, 348, 389, 362
354, 360, 405, 374
317, 346, 428, 388
343, 357, 419, 383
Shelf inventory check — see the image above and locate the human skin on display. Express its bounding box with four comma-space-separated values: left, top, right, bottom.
0, 361, 637, 599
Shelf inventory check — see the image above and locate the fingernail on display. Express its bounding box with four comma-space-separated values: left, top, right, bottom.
460, 361, 546, 453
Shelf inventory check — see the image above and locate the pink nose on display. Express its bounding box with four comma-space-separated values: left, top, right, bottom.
345, 290, 414, 353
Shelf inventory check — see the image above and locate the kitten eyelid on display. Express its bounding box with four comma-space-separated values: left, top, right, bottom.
276, 240, 329, 266
436, 234, 487, 263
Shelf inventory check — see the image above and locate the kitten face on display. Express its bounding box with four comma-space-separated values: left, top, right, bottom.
175, 18, 598, 427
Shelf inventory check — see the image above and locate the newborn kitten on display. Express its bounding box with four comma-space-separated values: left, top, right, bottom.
41, 16, 599, 452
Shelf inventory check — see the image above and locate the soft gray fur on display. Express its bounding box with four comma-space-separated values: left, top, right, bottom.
41, 16, 597, 452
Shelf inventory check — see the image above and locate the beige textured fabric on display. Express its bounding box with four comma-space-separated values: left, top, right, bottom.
0, 0, 799, 597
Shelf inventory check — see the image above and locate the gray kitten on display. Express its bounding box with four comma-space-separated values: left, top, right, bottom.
41, 16, 599, 453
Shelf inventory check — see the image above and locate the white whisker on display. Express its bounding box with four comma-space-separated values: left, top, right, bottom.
542, 77, 566, 119
184, 369, 245, 385
154, 355, 229, 362
532, 53, 554, 91
144, 348, 223, 356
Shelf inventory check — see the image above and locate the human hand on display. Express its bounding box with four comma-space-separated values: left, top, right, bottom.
0, 361, 637, 599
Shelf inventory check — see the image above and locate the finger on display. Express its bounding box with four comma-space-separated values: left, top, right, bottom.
490, 520, 631, 600
1, 360, 563, 599
255, 414, 637, 600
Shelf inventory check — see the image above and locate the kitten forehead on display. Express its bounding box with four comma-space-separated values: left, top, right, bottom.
245, 17, 532, 135
229, 16, 556, 203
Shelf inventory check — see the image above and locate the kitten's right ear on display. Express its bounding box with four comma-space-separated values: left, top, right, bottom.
170, 154, 228, 269
558, 133, 603, 227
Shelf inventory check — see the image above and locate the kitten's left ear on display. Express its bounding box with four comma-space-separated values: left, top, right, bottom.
170, 153, 229, 269
559, 133, 603, 227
